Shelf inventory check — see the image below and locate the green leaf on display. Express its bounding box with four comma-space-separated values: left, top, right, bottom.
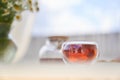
0, 23, 11, 38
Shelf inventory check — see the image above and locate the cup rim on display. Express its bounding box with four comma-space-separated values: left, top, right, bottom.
62, 41, 97, 45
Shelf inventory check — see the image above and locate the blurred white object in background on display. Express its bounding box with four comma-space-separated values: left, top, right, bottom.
10, 11, 35, 63
39, 36, 68, 63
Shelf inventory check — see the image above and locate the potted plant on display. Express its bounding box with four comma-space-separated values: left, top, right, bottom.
0, 0, 39, 63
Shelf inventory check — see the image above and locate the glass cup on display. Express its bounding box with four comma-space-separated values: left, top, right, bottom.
61, 41, 98, 64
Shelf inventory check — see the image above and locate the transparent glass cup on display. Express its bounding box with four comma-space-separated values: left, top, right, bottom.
61, 41, 98, 64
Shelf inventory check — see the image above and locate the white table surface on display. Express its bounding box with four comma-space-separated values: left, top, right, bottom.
0, 62, 120, 80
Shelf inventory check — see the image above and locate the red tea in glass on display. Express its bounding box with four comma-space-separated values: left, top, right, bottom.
62, 41, 98, 63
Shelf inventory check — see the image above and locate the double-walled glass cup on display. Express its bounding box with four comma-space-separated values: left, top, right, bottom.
61, 41, 98, 64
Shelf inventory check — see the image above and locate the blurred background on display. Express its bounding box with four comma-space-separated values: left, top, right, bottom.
19, 0, 120, 63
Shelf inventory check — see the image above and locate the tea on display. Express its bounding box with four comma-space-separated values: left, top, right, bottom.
62, 43, 97, 63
